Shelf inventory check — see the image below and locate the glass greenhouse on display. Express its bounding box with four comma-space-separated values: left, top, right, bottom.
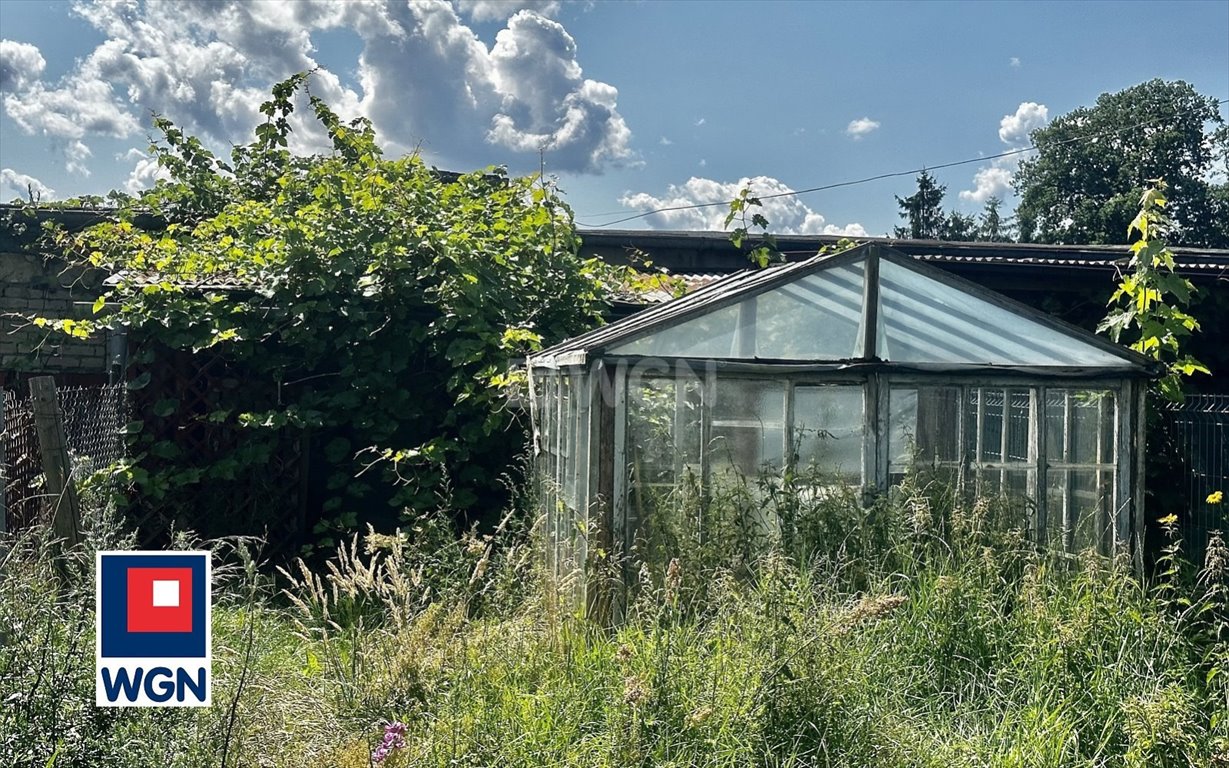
528, 243, 1153, 607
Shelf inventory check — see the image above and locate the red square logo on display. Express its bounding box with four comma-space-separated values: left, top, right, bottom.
126, 567, 193, 633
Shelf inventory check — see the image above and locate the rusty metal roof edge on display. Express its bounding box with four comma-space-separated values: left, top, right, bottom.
577, 227, 1229, 260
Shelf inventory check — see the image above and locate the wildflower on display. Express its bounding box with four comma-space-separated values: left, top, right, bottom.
1202, 531, 1227, 584
623, 675, 650, 707
1208, 490, 1224, 505
834, 594, 907, 634
1157, 514, 1179, 527
614, 644, 634, 664
665, 558, 681, 604
372, 721, 407, 764
908, 493, 931, 538
685, 705, 713, 727
464, 533, 488, 557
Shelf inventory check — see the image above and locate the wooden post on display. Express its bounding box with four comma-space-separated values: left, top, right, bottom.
30, 376, 81, 549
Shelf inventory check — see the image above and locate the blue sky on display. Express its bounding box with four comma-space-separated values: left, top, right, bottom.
1, 0, 1226, 237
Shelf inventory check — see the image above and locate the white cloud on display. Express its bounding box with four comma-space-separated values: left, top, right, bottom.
1009, 56, 1021, 68
1, 0, 632, 178
959, 163, 1013, 204
826, 222, 869, 237
0, 40, 46, 92
456, 0, 560, 21
0, 168, 56, 201
695, 117, 706, 127
620, 175, 865, 236
845, 117, 880, 140
659, 136, 672, 146
66, 140, 93, 177
998, 101, 1048, 146
360, 4, 632, 171
960, 101, 1049, 203
121, 149, 172, 193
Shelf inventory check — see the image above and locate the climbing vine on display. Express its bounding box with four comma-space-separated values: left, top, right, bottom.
725, 186, 780, 268
1098, 180, 1208, 401
42, 74, 620, 542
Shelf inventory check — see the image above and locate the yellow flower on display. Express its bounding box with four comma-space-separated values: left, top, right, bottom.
1208, 490, 1224, 505
1156, 514, 1178, 526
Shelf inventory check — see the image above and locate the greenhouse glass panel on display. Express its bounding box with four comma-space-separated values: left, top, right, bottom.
1046, 469, 1115, 552
626, 377, 704, 536
793, 385, 864, 483
610, 262, 865, 360
877, 259, 1129, 367
1044, 389, 1117, 552
965, 387, 1032, 465
611, 302, 742, 358
889, 386, 962, 483
978, 467, 1034, 499
708, 379, 786, 481
753, 266, 865, 359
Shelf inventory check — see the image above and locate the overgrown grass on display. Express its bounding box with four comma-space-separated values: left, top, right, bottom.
2, 477, 1227, 767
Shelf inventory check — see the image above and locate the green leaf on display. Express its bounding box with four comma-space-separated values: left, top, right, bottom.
120, 419, 145, 436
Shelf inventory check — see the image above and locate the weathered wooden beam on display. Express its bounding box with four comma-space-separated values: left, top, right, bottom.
30, 376, 81, 549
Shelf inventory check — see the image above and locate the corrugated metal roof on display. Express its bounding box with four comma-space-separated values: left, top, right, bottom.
580, 229, 1229, 282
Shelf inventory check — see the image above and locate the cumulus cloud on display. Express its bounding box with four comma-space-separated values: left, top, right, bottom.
620, 176, 867, 236
960, 101, 1049, 203
1, 0, 632, 178
0, 40, 46, 92
845, 117, 880, 140
998, 101, 1048, 146
0, 168, 56, 201
456, 0, 560, 21
1009, 56, 1021, 68
65, 140, 93, 177
121, 149, 172, 194
959, 164, 1014, 204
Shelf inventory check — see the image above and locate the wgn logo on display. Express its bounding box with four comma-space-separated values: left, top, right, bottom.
96, 551, 212, 707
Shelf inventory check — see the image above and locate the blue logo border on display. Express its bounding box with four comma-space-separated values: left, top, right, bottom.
99, 553, 208, 658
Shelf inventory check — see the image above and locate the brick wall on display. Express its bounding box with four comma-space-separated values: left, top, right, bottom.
0, 249, 111, 382
0, 205, 128, 386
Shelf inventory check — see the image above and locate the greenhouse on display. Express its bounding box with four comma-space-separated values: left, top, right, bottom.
528, 243, 1154, 605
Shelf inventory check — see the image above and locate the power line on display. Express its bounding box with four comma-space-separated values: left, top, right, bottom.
576, 97, 1229, 229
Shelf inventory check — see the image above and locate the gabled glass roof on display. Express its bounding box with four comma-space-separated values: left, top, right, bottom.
532, 243, 1150, 373
611, 261, 867, 359
876, 258, 1128, 367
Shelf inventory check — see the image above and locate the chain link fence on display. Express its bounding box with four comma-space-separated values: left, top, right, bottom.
1163, 393, 1229, 563
1, 382, 128, 531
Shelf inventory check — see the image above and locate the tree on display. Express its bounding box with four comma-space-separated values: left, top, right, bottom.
892, 171, 982, 241
1014, 79, 1229, 247
893, 171, 948, 239
941, 210, 978, 242
976, 196, 1015, 242
45, 74, 616, 542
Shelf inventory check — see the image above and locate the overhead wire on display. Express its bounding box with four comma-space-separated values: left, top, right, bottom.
575, 97, 1229, 229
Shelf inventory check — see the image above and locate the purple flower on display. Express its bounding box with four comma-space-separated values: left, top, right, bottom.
371, 721, 408, 763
